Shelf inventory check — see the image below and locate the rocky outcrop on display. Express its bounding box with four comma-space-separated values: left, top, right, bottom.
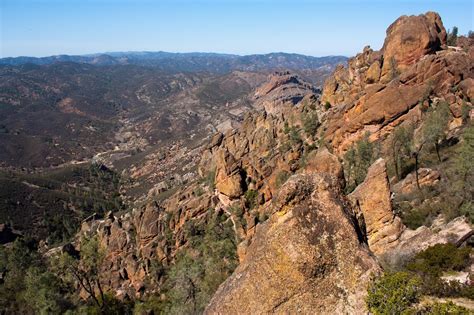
201, 95, 318, 204
349, 159, 404, 256
321, 12, 473, 154
254, 71, 319, 114
214, 149, 245, 199
205, 173, 380, 314
380, 12, 447, 82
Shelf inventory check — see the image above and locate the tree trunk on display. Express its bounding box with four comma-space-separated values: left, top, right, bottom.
97, 279, 105, 309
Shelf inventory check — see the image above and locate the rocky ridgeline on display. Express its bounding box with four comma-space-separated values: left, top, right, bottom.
73, 12, 473, 312
321, 11, 473, 154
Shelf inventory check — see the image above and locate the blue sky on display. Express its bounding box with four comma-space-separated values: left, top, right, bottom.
1, 0, 473, 58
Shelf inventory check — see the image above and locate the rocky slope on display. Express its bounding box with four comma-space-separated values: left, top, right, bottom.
73, 12, 473, 307
3, 11, 472, 314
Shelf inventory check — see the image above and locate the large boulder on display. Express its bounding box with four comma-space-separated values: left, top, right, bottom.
380, 12, 447, 82
205, 173, 380, 314
349, 159, 405, 256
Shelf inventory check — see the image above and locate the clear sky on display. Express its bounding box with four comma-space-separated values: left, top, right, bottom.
1, 0, 473, 58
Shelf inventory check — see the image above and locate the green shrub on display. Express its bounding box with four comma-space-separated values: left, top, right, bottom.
447, 26, 458, 46
244, 189, 258, 210
204, 168, 216, 190
407, 243, 471, 277
258, 212, 269, 223
230, 205, 244, 218
163, 210, 237, 314
324, 101, 331, 110
459, 201, 474, 223
288, 126, 303, 146
343, 133, 376, 193
400, 203, 437, 230
366, 272, 421, 315
133, 295, 167, 315
194, 186, 204, 197
302, 112, 320, 136
418, 301, 469, 315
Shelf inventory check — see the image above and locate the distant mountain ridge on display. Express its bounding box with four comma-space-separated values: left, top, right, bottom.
0, 51, 347, 73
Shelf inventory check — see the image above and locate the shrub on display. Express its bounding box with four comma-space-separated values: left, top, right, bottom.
288, 126, 303, 146
163, 211, 237, 314
400, 202, 437, 229
199, 168, 216, 190
388, 124, 414, 180
258, 212, 269, 223
324, 101, 331, 110
406, 243, 471, 277
194, 186, 204, 197
447, 26, 459, 46
366, 272, 421, 315
343, 133, 376, 193
302, 112, 320, 136
244, 189, 258, 210
418, 301, 469, 315
230, 205, 244, 218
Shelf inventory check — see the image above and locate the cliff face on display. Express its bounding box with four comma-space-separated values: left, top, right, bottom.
349, 159, 405, 255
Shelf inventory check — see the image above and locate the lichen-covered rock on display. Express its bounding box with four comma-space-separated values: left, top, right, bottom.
205, 173, 380, 314
349, 159, 405, 256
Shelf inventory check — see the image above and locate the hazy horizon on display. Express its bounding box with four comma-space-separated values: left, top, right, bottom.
1, 0, 473, 58
0, 50, 349, 59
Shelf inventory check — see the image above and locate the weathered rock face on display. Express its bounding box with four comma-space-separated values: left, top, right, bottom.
254, 71, 319, 114
349, 159, 405, 256
78, 180, 220, 298
214, 148, 245, 199
321, 12, 473, 154
205, 173, 380, 314
80, 205, 169, 298
380, 12, 447, 82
